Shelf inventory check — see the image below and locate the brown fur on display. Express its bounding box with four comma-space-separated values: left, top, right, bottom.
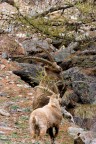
29, 94, 62, 144
31, 47, 62, 110
32, 67, 61, 110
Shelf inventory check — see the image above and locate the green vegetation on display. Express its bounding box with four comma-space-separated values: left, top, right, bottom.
76, 1, 96, 23
75, 104, 96, 119
76, 1, 95, 14
10, 105, 20, 110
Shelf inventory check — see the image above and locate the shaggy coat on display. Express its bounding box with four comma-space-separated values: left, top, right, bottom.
29, 95, 62, 144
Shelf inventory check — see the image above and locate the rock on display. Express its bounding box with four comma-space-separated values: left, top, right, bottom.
52, 39, 63, 48
61, 89, 79, 107
53, 45, 75, 63
0, 2, 16, 14
61, 106, 74, 123
60, 58, 73, 70
1, 0, 14, 6
16, 84, 24, 87
91, 138, 96, 144
61, 67, 79, 84
90, 122, 96, 132
1, 52, 8, 59
73, 105, 96, 130
60, 41, 96, 69
23, 84, 31, 88
61, 54, 96, 69
28, 92, 33, 95
68, 126, 96, 144
72, 81, 96, 104
21, 38, 54, 55
72, 55, 96, 68
67, 42, 79, 51
0, 92, 7, 97
61, 67, 96, 104
74, 133, 85, 144
13, 0, 63, 16
0, 109, 10, 116
87, 41, 96, 51
3, 101, 15, 108
0, 131, 5, 134
68, 127, 84, 137
79, 131, 96, 144
0, 126, 13, 131
13, 63, 42, 87
0, 2, 17, 33
77, 50, 96, 56
0, 34, 25, 57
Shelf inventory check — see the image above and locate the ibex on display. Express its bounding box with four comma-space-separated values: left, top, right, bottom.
29, 46, 74, 143
29, 89, 62, 144
30, 46, 63, 110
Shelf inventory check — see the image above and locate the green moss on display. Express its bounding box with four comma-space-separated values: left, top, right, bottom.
13, 14, 66, 38
11, 132, 19, 138
76, 1, 95, 14
76, 1, 96, 23
20, 116, 29, 121
10, 105, 19, 110
75, 104, 96, 119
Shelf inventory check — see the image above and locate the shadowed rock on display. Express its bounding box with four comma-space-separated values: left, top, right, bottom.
61, 67, 96, 104
13, 63, 42, 87
0, 0, 14, 6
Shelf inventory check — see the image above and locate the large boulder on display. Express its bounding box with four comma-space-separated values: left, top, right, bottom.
61, 88, 79, 107
61, 67, 96, 104
0, 2, 17, 32
60, 40, 96, 70
0, 34, 25, 57
53, 44, 75, 63
21, 38, 54, 55
14, 0, 71, 16
13, 63, 42, 87
68, 126, 96, 144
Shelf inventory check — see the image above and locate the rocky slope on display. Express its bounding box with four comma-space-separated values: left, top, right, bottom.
0, 58, 74, 144
0, 0, 96, 144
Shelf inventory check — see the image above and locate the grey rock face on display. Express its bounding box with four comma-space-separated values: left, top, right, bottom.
13, 63, 42, 87
1, 52, 8, 59
0, 92, 7, 97
68, 126, 96, 144
61, 67, 96, 104
53, 45, 75, 63
61, 89, 79, 107
21, 39, 54, 55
